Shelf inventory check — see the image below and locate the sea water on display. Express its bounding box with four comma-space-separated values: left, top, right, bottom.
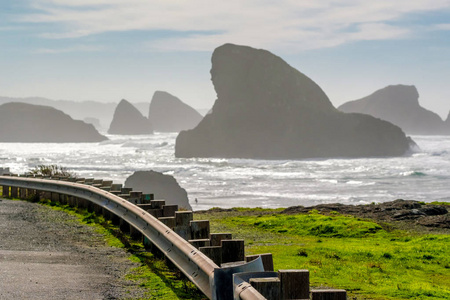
1, 134, 449, 211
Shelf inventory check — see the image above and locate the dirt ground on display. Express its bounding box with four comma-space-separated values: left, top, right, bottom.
0, 198, 147, 300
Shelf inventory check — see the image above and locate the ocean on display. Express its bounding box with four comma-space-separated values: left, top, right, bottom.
1, 134, 449, 211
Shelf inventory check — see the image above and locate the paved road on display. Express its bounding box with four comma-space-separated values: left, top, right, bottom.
0, 198, 143, 300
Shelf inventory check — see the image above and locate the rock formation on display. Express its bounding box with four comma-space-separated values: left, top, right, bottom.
124, 170, 192, 210
108, 99, 153, 135
84, 117, 102, 131
338, 85, 449, 135
445, 111, 450, 129
175, 43, 414, 159
0, 102, 107, 142
0, 96, 150, 130
148, 91, 203, 132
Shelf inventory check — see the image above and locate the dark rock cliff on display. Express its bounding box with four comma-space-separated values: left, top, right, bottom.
175, 44, 414, 159
338, 85, 449, 135
148, 91, 203, 132
0, 102, 107, 142
108, 99, 153, 135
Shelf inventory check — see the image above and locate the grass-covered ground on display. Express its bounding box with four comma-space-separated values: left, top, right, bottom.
196, 207, 450, 300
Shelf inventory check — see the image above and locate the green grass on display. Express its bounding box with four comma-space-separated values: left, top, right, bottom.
196, 208, 450, 300
29, 198, 206, 300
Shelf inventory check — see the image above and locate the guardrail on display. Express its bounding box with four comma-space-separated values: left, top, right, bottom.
0, 174, 347, 300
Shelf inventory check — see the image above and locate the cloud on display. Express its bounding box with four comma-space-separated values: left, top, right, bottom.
34, 45, 103, 54
16, 0, 450, 52
435, 23, 450, 30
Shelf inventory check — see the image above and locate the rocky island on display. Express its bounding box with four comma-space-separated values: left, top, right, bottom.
338, 85, 449, 135
148, 91, 203, 132
108, 99, 153, 135
175, 44, 415, 159
0, 102, 107, 142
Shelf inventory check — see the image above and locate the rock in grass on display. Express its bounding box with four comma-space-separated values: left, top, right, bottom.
175, 43, 415, 159
124, 170, 192, 210
0, 102, 107, 142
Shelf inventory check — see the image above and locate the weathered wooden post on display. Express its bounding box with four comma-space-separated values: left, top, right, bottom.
210, 233, 232, 246
199, 246, 222, 265
162, 204, 178, 217
246, 253, 274, 271
174, 211, 193, 240
10, 186, 18, 198
279, 269, 310, 300
129, 191, 142, 204
190, 220, 210, 240
221, 239, 245, 264
2, 185, 9, 197
249, 277, 281, 300
311, 289, 347, 300
158, 217, 176, 229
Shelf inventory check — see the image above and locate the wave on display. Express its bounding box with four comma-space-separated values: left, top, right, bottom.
401, 171, 427, 177
430, 150, 449, 157
122, 141, 169, 149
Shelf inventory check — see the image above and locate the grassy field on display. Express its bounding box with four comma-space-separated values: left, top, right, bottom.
195, 208, 450, 300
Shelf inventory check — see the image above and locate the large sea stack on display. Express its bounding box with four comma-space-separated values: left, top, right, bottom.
148, 91, 203, 132
338, 85, 449, 135
124, 170, 192, 210
175, 44, 414, 159
108, 99, 153, 135
0, 102, 107, 142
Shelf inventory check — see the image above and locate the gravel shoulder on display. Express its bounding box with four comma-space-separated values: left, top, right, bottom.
0, 198, 146, 300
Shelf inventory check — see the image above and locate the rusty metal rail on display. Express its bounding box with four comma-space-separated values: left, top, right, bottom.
0, 175, 267, 300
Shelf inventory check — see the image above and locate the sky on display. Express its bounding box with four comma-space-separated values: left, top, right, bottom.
1, 0, 450, 118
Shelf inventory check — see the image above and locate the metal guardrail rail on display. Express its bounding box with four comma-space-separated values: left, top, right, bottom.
0, 175, 268, 300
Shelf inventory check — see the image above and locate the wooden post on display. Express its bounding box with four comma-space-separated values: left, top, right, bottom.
19, 187, 27, 199
129, 191, 142, 204
190, 220, 210, 240
279, 269, 310, 300
141, 193, 154, 204
246, 253, 274, 271
151, 200, 166, 209
199, 246, 222, 265
162, 205, 178, 217
2, 186, 9, 197
210, 233, 232, 246
174, 211, 193, 240
10, 186, 18, 198
158, 217, 176, 229
249, 277, 281, 300
221, 239, 245, 264
311, 289, 347, 300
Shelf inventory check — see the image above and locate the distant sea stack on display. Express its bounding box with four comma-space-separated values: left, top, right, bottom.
108, 99, 153, 135
0, 102, 107, 142
124, 170, 192, 210
338, 85, 449, 135
148, 91, 203, 132
175, 43, 414, 159
444, 111, 450, 129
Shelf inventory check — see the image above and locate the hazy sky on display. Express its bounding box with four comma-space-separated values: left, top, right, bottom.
1, 1, 450, 118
